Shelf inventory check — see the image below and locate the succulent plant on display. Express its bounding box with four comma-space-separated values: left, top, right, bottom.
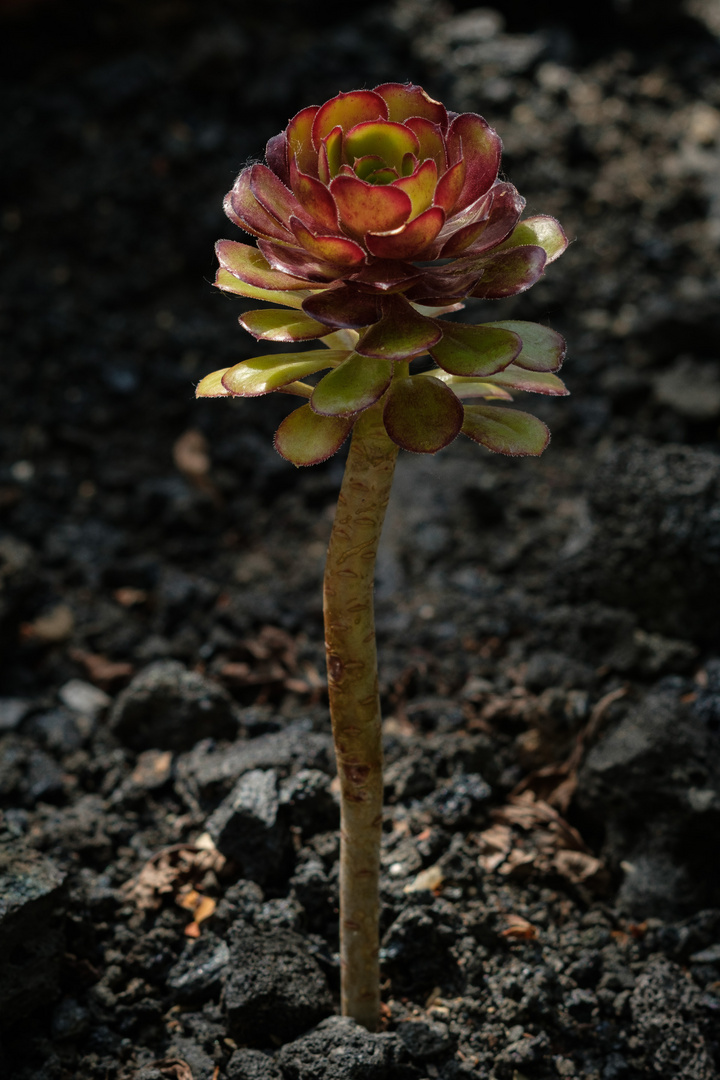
198, 83, 569, 1031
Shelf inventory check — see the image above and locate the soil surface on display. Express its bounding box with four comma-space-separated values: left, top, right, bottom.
2, 1, 720, 1078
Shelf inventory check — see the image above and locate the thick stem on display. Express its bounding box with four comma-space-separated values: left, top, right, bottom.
323, 402, 398, 1031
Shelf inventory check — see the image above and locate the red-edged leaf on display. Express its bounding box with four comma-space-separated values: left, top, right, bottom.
426, 371, 513, 400
356, 294, 441, 360
484, 321, 566, 372
434, 159, 466, 215
446, 112, 501, 208
469, 246, 547, 299
404, 117, 447, 172
225, 169, 293, 242
462, 405, 550, 456
221, 349, 347, 396
302, 284, 382, 329
257, 239, 343, 282
374, 82, 448, 130
405, 267, 483, 304
383, 375, 463, 453
216, 240, 311, 290
274, 404, 353, 466
486, 366, 569, 396
318, 126, 343, 184
365, 205, 445, 260
250, 164, 309, 228
496, 215, 569, 263
214, 268, 317, 309
196, 368, 232, 398
311, 354, 393, 416
441, 182, 524, 257
429, 322, 521, 376
311, 90, 388, 149
289, 156, 340, 231
290, 218, 366, 268
239, 308, 328, 343
392, 157, 437, 219
287, 105, 320, 177
265, 131, 289, 186
348, 260, 420, 291
344, 120, 420, 173
330, 174, 412, 234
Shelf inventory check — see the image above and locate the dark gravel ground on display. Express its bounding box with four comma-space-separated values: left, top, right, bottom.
2, 1, 720, 1077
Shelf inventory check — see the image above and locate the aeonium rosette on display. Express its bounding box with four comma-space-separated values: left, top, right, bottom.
197, 83, 569, 464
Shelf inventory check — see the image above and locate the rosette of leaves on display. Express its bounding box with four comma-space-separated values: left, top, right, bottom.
197, 84, 569, 1034
197, 83, 569, 462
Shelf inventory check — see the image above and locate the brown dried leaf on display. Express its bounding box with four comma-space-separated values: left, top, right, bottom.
123, 844, 226, 912
553, 849, 609, 891
20, 603, 74, 643
500, 914, 538, 940
70, 648, 134, 688
173, 429, 211, 479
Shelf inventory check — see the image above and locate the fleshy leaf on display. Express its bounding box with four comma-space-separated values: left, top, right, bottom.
318, 126, 343, 184
221, 349, 348, 396
311, 354, 393, 416
274, 404, 353, 466
225, 169, 294, 243
289, 157, 339, 231
497, 215, 568, 263
462, 405, 550, 456
239, 308, 328, 343
214, 268, 316, 309
311, 90, 388, 149
383, 376, 463, 453
469, 246, 547, 299
440, 183, 524, 258
216, 240, 311, 291
257, 239, 342, 282
345, 120, 420, 174
429, 323, 521, 376
365, 205, 445, 260
302, 285, 382, 329
196, 368, 232, 398
484, 366, 569, 396
446, 112, 501, 208
391, 158, 438, 219
290, 218, 366, 268
404, 117, 446, 172
423, 371, 513, 400
250, 164, 310, 228
434, 159, 466, 215
356, 294, 441, 360
330, 175, 412, 235
348, 260, 421, 291
484, 320, 566, 372
265, 132, 289, 186
374, 82, 448, 129
287, 105, 319, 177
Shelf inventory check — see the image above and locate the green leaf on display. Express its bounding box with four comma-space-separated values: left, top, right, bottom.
421, 370, 513, 400
429, 323, 521, 377
239, 308, 329, 343
274, 404, 353, 466
196, 368, 232, 398
355, 294, 441, 360
215, 268, 315, 310
383, 376, 463, 453
496, 215, 568, 263
311, 354, 393, 416
484, 320, 566, 372
484, 366, 569, 396
216, 240, 310, 290
462, 405, 550, 456
221, 349, 349, 396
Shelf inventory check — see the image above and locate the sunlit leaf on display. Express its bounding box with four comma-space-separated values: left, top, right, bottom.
311, 90, 388, 149
195, 368, 232, 398
423, 370, 513, 400
239, 308, 328, 343
485, 366, 569, 396
221, 349, 348, 396
214, 268, 315, 309
216, 240, 310, 291
462, 405, 550, 456
497, 215, 568, 263
311, 354, 393, 416
274, 404, 353, 466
